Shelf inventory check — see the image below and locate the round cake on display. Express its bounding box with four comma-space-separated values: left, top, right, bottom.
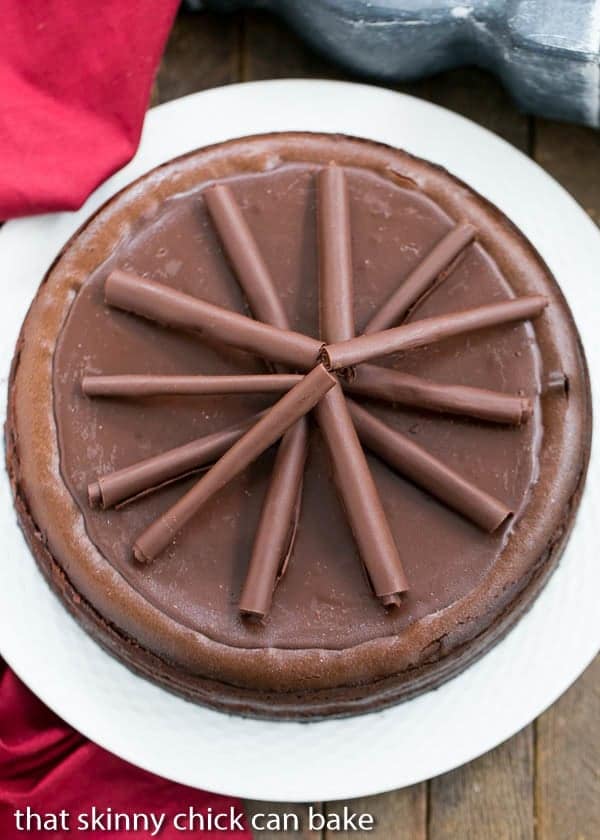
6, 132, 591, 719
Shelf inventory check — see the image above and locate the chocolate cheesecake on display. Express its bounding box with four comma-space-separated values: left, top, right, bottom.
6, 132, 591, 719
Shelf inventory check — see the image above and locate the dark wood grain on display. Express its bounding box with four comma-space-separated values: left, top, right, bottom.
429, 728, 534, 840
533, 120, 600, 224
533, 114, 600, 840
241, 9, 344, 81
156, 10, 240, 103
245, 802, 324, 839
325, 788, 426, 840
152, 10, 600, 839
535, 657, 600, 840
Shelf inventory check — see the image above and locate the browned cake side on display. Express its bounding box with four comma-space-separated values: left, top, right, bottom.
6, 133, 591, 718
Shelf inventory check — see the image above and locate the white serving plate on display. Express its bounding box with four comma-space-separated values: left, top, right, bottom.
0, 80, 598, 802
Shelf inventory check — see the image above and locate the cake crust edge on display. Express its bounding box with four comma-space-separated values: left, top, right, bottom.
6, 132, 592, 719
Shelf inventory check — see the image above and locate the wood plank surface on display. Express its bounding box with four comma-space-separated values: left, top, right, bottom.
153, 9, 600, 839
244, 802, 324, 839
242, 9, 344, 81
156, 10, 240, 101
535, 657, 600, 840
533, 120, 600, 225
532, 117, 600, 840
429, 728, 534, 840
325, 788, 426, 840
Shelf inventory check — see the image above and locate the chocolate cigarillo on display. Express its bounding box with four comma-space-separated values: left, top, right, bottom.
88, 412, 266, 509
82, 373, 302, 398
345, 364, 532, 425
323, 295, 548, 369
348, 400, 512, 532
205, 184, 312, 618
105, 270, 321, 370
205, 183, 290, 331
315, 388, 409, 604
317, 165, 355, 343
238, 418, 309, 618
364, 223, 476, 333
316, 166, 408, 605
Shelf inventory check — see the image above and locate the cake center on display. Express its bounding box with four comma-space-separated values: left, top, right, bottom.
53, 163, 542, 650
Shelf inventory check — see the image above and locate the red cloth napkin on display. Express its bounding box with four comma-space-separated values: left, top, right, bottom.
0, 0, 180, 220
1, 8, 251, 833
0, 661, 250, 838
0, 7, 251, 836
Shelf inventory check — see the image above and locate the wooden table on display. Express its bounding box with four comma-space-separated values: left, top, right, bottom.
155, 9, 600, 838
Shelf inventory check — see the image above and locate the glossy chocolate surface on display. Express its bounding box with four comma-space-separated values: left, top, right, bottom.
54, 162, 540, 648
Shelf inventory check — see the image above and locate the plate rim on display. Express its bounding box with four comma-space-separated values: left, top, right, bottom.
0, 78, 598, 802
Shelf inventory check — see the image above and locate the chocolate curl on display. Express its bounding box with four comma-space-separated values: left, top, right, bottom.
82, 373, 302, 398
105, 270, 321, 370
317, 165, 354, 343
348, 400, 511, 532
345, 364, 532, 425
206, 184, 311, 618
133, 364, 336, 564
204, 184, 289, 331
238, 417, 309, 618
315, 387, 409, 605
316, 168, 407, 606
238, 419, 309, 618
88, 412, 266, 509
543, 370, 569, 395
364, 223, 476, 333
323, 295, 548, 370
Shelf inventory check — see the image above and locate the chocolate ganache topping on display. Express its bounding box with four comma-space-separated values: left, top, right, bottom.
82, 166, 547, 619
